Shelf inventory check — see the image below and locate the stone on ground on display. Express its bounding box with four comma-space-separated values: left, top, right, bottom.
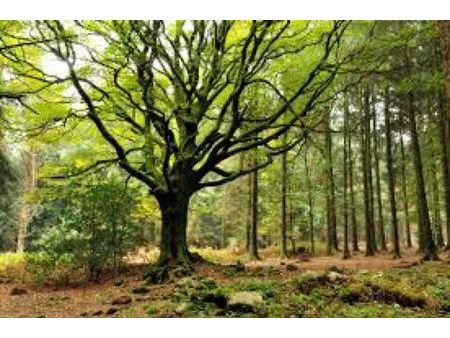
112, 295, 132, 305
228, 291, 265, 312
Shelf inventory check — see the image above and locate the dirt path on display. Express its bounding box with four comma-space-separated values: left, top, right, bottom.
247, 250, 423, 272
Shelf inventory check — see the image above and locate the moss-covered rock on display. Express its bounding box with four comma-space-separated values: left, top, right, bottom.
228, 291, 265, 313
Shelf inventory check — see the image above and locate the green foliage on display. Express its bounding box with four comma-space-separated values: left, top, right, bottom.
26, 252, 76, 285
30, 176, 144, 281
0, 147, 20, 251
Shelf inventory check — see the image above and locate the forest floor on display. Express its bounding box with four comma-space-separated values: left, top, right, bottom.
0, 247, 449, 318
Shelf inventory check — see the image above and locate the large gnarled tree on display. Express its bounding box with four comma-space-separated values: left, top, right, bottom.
1, 20, 354, 265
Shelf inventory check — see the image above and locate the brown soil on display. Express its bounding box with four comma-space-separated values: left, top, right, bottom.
0, 248, 441, 318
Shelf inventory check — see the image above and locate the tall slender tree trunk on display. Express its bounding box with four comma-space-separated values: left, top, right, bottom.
343, 94, 350, 259
384, 87, 401, 258
437, 21, 450, 250
246, 157, 252, 252
249, 156, 260, 260
406, 92, 438, 260
325, 109, 339, 252
430, 159, 445, 247
280, 144, 288, 258
326, 195, 332, 255
367, 102, 377, 253
372, 92, 387, 251
400, 135, 412, 248
305, 148, 315, 255
17, 146, 37, 253
361, 87, 377, 256
349, 101, 359, 252
437, 93, 450, 249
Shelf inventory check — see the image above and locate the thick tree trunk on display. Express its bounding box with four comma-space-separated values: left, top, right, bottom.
280, 147, 288, 258
400, 135, 412, 248
406, 92, 438, 260
372, 93, 387, 251
384, 87, 401, 258
156, 193, 193, 266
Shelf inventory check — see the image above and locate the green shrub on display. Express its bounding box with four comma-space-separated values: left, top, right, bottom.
31, 177, 144, 281
26, 252, 79, 285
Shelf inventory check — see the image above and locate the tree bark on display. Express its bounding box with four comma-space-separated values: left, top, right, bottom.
246, 157, 252, 252
343, 94, 351, 259
384, 87, 401, 258
305, 148, 315, 255
406, 92, 438, 260
399, 135, 412, 248
349, 100, 359, 252
430, 158, 445, 248
372, 91, 387, 251
156, 192, 193, 266
280, 145, 288, 258
16, 146, 37, 253
361, 87, 377, 256
325, 109, 339, 253
438, 93, 450, 249
249, 155, 260, 260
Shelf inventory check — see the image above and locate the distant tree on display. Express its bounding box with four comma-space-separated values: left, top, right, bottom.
384, 86, 401, 258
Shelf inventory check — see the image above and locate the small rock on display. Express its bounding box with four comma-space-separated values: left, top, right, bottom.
112, 295, 132, 305
131, 286, 150, 294
92, 310, 103, 316
327, 271, 345, 283
106, 307, 119, 315
113, 279, 125, 287
286, 264, 298, 271
228, 291, 265, 313
10, 287, 27, 296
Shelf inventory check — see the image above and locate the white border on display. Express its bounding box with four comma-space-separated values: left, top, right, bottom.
1, 318, 446, 338
0, 0, 449, 19
1, 0, 448, 336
